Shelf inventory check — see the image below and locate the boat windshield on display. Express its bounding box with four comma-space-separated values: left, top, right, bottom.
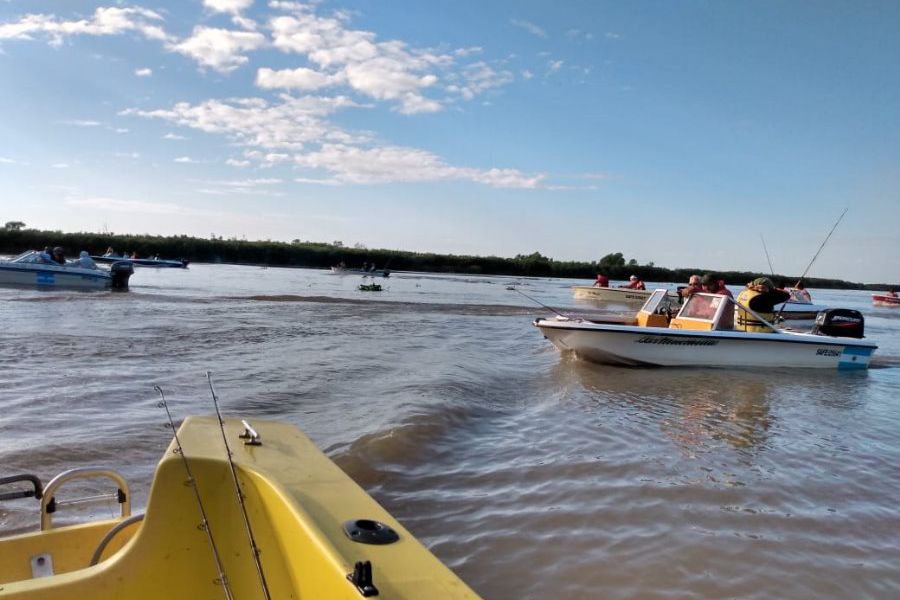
676, 293, 728, 324
10, 250, 43, 263
638, 289, 672, 315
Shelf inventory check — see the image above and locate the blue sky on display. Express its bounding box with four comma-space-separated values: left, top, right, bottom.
0, 1, 897, 283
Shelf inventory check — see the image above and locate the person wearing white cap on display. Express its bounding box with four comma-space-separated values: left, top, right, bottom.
621, 274, 646, 290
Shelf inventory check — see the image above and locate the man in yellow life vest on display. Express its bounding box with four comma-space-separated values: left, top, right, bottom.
735, 277, 791, 333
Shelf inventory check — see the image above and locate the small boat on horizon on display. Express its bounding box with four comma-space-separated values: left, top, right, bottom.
331, 265, 390, 277
0, 416, 481, 599
536, 289, 877, 369
0, 251, 133, 290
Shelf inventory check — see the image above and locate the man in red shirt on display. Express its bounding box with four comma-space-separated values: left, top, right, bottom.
622, 275, 645, 290
593, 273, 609, 287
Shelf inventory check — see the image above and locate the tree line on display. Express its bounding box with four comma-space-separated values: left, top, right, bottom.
0, 225, 891, 290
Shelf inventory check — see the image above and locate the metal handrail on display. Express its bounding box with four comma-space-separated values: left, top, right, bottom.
0, 474, 44, 501
40, 468, 131, 530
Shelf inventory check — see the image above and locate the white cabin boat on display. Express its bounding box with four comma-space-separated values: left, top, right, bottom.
0, 251, 133, 290
773, 288, 830, 320
331, 265, 390, 277
536, 289, 876, 370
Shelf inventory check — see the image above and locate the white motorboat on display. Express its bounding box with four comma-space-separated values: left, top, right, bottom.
773, 288, 830, 320
0, 251, 133, 290
536, 289, 876, 370
572, 285, 678, 304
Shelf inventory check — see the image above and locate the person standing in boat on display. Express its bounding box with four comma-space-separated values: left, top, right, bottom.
621, 275, 645, 290
735, 277, 791, 333
593, 273, 609, 288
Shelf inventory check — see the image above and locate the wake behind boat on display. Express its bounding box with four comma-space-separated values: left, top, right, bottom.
536, 289, 876, 369
0, 416, 481, 599
0, 251, 133, 290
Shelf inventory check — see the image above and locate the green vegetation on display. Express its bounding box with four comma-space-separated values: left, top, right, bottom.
0, 226, 891, 289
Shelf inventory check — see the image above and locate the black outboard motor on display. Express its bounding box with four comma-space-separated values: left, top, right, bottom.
110, 261, 134, 290
812, 308, 865, 339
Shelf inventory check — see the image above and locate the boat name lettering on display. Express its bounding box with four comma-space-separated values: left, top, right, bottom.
816, 348, 841, 357
635, 336, 718, 346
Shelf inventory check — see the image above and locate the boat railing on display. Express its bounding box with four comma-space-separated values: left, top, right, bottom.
40, 468, 131, 530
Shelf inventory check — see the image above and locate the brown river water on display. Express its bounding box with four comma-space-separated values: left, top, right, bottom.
1, 264, 898, 599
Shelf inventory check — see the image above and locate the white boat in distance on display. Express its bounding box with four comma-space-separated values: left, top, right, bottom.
572, 285, 678, 304
330, 265, 390, 277
536, 289, 876, 370
0, 251, 134, 290
773, 288, 830, 320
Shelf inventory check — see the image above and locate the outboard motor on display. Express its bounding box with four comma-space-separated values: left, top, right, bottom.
812, 308, 865, 339
110, 261, 134, 290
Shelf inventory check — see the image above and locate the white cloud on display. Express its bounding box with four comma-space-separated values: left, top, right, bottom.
163, 132, 187, 140
114, 152, 140, 159
0, 156, 24, 165
510, 19, 547, 39
204, 0, 254, 15
114, 127, 129, 133
52, 163, 70, 168
256, 66, 341, 91
61, 119, 102, 127
226, 158, 251, 167
169, 26, 266, 73
548, 60, 563, 72
174, 156, 197, 163
135, 67, 152, 77
0, 7, 170, 46
446, 61, 514, 101
65, 197, 212, 217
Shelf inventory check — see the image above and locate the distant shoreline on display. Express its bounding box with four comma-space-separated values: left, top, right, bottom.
1, 228, 894, 290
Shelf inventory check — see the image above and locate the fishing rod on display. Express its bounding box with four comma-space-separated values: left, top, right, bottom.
760, 234, 776, 277
155, 386, 234, 600
509, 286, 573, 319
774, 208, 848, 321
206, 372, 272, 600
795, 207, 848, 288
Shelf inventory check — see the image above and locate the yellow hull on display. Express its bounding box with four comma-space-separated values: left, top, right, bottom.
0, 418, 480, 599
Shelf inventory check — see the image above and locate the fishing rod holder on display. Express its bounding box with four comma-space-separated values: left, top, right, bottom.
239, 419, 262, 446
40, 468, 131, 530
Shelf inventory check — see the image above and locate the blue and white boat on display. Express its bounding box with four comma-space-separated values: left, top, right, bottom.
0, 251, 133, 290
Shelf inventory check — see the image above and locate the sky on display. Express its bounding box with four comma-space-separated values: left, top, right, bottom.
0, 1, 898, 283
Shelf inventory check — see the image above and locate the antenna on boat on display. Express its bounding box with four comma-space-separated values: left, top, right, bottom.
206, 372, 272, 600
155, 386, 234, 600
509, 286, 572, 320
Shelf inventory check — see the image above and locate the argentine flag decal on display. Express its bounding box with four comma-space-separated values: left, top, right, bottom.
838, 345, 873, 370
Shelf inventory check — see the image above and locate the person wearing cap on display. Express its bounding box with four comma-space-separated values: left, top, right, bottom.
593, 273, 609, 288
621, 275, 646, 290
735, 277, 791, 333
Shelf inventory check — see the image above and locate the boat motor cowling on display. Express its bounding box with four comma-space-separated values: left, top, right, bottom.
110, 261, 134, 290
812, 308, 865, 339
